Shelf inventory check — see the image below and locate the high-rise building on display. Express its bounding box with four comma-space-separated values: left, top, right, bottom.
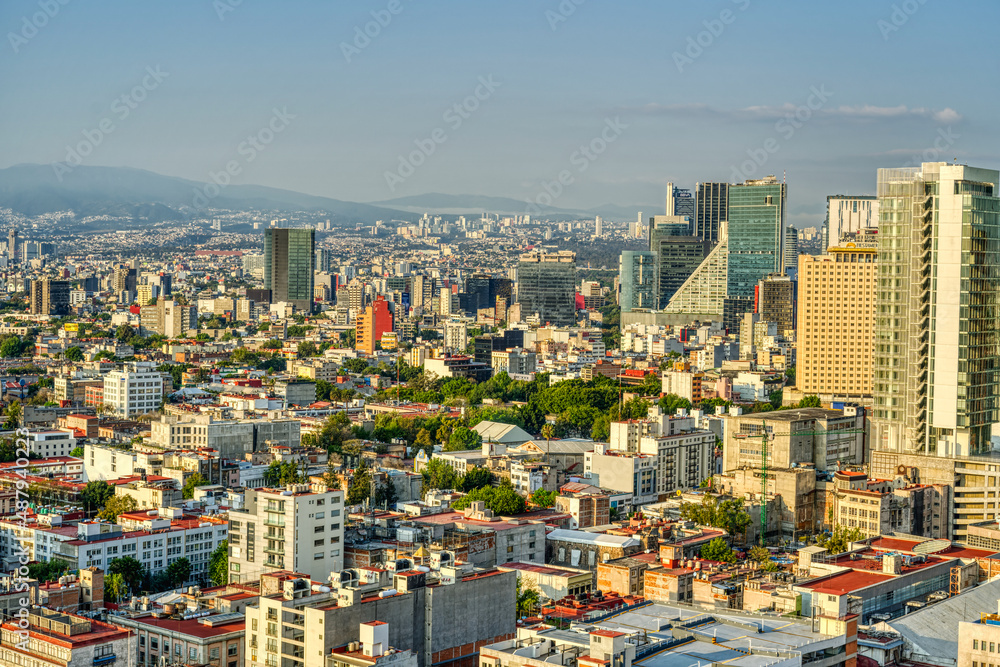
264, 228, 315, 313
648, 215, 707, 308
796, 238, 876, 400
783, 225, 799, 275
140, 299, 197, 337
825, 195, 879, 248
103, 362, 171, 417
618, 251, 658, 312
725, 175, 786, 325
7, 229, 18, 265
872, 163, 1000, 458
314, 247, 332, 273
695, 182, 728, 244
666, 181, 695, 220
356, 295, 394, 354
516, 251, 577, 326
228, 482, 345, 582
757, 273, 795, 337
29, 278, 70, 315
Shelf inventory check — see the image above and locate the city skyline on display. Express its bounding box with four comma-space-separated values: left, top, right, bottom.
2, 1, 996, 230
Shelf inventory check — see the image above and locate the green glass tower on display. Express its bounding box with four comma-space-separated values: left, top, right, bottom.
265, 228, 316, 313
725, 176, 786, 322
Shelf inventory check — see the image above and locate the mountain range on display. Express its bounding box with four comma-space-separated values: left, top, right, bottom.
0, 164, 656, 225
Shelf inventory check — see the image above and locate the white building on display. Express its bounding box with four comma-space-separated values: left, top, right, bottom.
103, 361, 171, 417
149, 414, 301, 460
491, 348, 536, 375
444, 320, 469, 352
228, 482, 345, 583
27, 429, 76, 458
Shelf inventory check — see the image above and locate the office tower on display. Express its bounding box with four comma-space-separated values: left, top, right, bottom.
724, 176, 786, 324
783, 226, 799, 274
140, 299, 197, 337
825, 195, 878, 248
757, 273, 795, 337
516, 251, 577, 326
7, 230, 17, 264
242, 253, 265, 276
112, 266, 138, 294
264, 228, 315, 313
665, 182, 695, 220
695, 182, 728, 244
872, 163, 1000, 458
228, 482, 344, 582
618, 251, 658, 312
797, 236, 876, 399
356, 295, 394, 354
314, 247, 332, 273
594, 216, 603, 237
155, 272, 172, 296
29, 279, 70, 316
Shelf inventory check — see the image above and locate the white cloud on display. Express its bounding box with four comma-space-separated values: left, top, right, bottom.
630, 102, 962, 123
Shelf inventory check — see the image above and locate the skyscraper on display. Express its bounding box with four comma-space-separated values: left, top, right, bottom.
29, 279, 70, 316
516, 251, 577, 326
666, 182, 695, 220
7, 230, 18, 265
724, 176, 786, 324
264, 228, 315, 313
797, 236, 876, 399
783, 225, 799, 275
756, 273, 795, 337
356, 295, 394, 354
695, 182, 728, 244
618, 251, 658, 312
872, 163, 1000, 458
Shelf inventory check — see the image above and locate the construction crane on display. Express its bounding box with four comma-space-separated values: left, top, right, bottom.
733, 421, 868, 546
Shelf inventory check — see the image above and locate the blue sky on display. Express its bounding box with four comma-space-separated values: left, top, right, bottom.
1, 0, 996, 228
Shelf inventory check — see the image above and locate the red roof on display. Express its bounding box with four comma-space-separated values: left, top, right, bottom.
128, 615, 244, 638
802, 569, 893, 594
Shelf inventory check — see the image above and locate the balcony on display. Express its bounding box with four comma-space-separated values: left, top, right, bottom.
94, 655, 116, 666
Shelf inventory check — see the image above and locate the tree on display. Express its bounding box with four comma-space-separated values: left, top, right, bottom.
262, 339, 283, 350
4, 401, 22, 429
451, 485, 526, 515
700, 537, 736, 563
347, 464, 372, 506
297, 341, 318, 357
373, 479, 399, 509
748, 545, 771, 563
108, 556, 145, 595
461, 467, 493, 492
515, 576, 540, 618
209, 540, 229, 586
65, 346, 84, 361
81, 481, 114, 514
817, 525, 865, 555
445, 426, 482, 452
98, 494, 138, 521
182, 472, 209, 499
27, 560, 68, 583
105, 572, 129, 602
115, 324, 135, 343
798, 395, 822, 408
70, 446, 85, 458
540, 424, 554, 453
421, 458, 460, 491
680, 495, 752, 539
0, 336, 22, 358
164, 557, 192, 588
530, 489, 558, 508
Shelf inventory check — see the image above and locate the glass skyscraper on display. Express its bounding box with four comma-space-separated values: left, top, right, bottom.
516, 251, 577, 326
619, 251, 658, 312
725, 176, 786, 321
872, 162, 1000, 458
695, 182, 728, 245
265, 228, 316, 313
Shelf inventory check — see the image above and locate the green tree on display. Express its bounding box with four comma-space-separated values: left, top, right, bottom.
65, 346, 84, 361
700, 537, 736, 563
373, 479, 399, 509
451, 485, 526, 515
182, 472, 209, 499
516, 576, 540, 618
81, 481, 114, 514
797, 395, 822, 408
530, 489, 558, 508
0, 336, 22, 358
748, 545, 771, 563
262, 339, 283, 350
817, 525, 865, 554
108, 556, 145, 595
421, 458, 461, 491
4, 401, 22, 429
98, 494, 138, 521
445, 426, 482, 452
105, 572, 129, 602
461, 467, 494, 492
208, 541, 229, 586
165, 557, 192, 587
347, 465, 372, 505
70, 446, 85, 458
680, 495, 752, 539
297, 341, 318, 357
540, 423, 555, 453
115, 324, 135, 343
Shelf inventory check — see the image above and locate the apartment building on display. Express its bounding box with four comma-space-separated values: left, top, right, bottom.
0, 608, 135, 667
244, 564, 515, 667
228, 482, 345, 583
584, 445, 658, 508
150, 414, 302, 460
103, 362, 171, 417
638, 427, 716, 497
85, 444, 164, 482
491, 348, 536, 376
110, 602, 246, 667
26, 429, 76, 458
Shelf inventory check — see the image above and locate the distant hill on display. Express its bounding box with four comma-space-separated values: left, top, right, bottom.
0, 164, 409, 225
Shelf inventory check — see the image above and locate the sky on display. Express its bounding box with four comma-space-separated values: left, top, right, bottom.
2, 0, 998, 229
